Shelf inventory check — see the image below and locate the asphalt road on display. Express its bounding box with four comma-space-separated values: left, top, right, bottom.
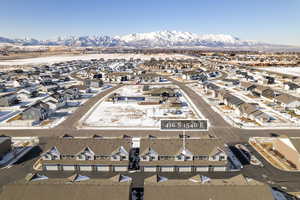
1, 75, 300, 194
1, 77, 299, 141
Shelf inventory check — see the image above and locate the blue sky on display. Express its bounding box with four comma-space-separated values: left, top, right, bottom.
0, 0, 299, 45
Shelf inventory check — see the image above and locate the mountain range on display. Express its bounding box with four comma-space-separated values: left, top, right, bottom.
0, 30, 295, 49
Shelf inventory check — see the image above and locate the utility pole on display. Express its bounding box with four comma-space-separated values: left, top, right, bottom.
183, 130, 186, 150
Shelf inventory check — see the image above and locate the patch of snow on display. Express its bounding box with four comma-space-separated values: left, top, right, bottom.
258, 66, 300, 77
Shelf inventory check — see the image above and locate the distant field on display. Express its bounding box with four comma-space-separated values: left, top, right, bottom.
258, 66, 300, 77
0, 53, 196, 66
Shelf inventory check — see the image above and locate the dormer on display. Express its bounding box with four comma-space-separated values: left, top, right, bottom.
76, 147, 95, 161
175, 148, 193, 161
111, 146, 129, 161
140, 147, 158, 161
42, 146, 61, 160
209, 147, 227, 161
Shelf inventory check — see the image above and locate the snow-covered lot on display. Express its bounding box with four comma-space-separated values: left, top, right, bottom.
83, 85, 201, 129
257, 66, 300, 77
0, 85, 111, 129
0, 53, 196, 66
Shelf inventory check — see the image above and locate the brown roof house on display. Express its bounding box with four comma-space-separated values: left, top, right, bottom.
240, 81, 256, 91
219, 91, 245, 110
139, 138, 228, 172
144, 174, 276, 200
203, 82, 220, 98
0, 174, 132, 200
274, 93, 300, 110
253, 85, 275, 100
40, 138, 131, 172
238, 103, 273, 124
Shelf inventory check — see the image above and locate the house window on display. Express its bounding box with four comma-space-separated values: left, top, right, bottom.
112, 155, 118, 160
52, 155, 59, 160
185, 156, 191, 160
220, 156, 226, 160
159, 156, 168, 160
95, 155, 109, 160
194, 155, 208, 160
150, 156, 157, 161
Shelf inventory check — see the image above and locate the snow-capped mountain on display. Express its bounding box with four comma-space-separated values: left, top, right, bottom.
116, 31, 262, 47
0, 31, 287, 48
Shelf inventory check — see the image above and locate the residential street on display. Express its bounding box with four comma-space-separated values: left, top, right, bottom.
1, 76, 300, 193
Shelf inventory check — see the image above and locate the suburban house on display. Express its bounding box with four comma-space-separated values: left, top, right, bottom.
139, 138, 229, 172
84, 79, 104, 88
240, 81, 256, 91
198, 73, 208, 82
63, 88, 82, 100
253, 85, 275, 100
40, 84, 60, 93
0, 137, 11, 160
145, 87, 177, 97
0, 93, 19, 107
248, 110, 272, 124
21, 101, 51, 121
43, 92, 66, 110
181, 71, 203, 80
143, 174, 276, 200
237, 102, 273, 125
104, 72, 131, 83
203, 82, 220, 98
13, 79, 31, 88
264, 76, 275, 84
222, 79, 240, 87
136, 73, 161, 83
40, 138, 131, 172
18, 87, 39, 100
0, 174, 132, 200
284, 82, 300, 93
219, 91, 245, 110
274, 93, 300, 110
237, 103, 259, 118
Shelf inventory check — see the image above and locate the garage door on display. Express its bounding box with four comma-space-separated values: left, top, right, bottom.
195, 167, 209, 172
213, 166, 226, 172
45, 164, 59, 171
96, 166, 110, 172
178, 166, 192, 172
160, 166, 174, 172
143, 166, 157, 172
62, 165, 76, 171
114, 166, 128, 172
79, 165, 93, 171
